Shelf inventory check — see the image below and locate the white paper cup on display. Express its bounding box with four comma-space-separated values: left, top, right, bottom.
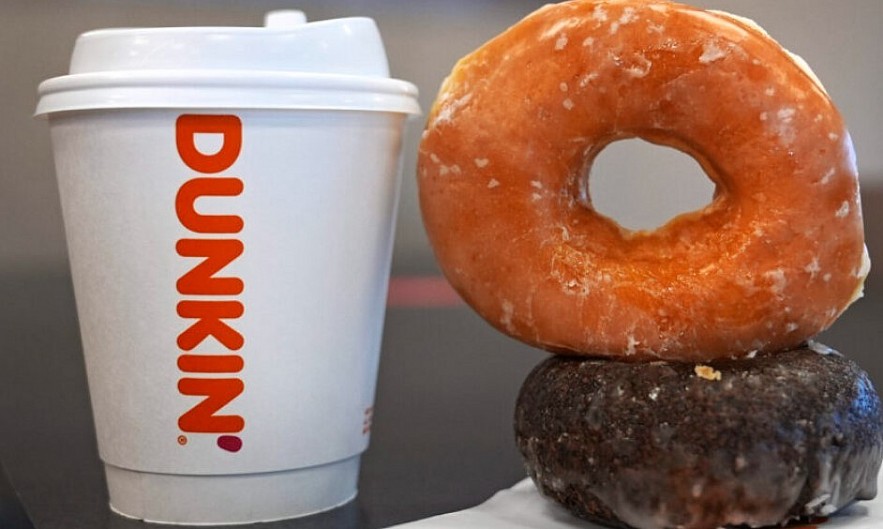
36, 11, 419, 525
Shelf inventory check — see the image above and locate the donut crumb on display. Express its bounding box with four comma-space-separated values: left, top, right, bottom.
808, 341, 839, 356
699, 41, 727, 64
805, 258, 821, 278
579, 72, 599, 87
592, 5, 608, 23
695, 365, 722, 381
819, 167, 837, 184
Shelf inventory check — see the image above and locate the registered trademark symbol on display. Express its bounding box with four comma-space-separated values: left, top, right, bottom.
178, 435, 188, 446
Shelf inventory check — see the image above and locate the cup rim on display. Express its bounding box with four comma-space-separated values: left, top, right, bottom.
36, 70, 421, 116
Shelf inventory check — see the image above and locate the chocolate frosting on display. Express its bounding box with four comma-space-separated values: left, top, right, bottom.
515, 345, 883, 529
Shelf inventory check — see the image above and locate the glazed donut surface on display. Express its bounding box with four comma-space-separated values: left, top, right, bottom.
418, 0, 868, 361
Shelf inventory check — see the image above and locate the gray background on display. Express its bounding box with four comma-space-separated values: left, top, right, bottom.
1, 0, 882, 280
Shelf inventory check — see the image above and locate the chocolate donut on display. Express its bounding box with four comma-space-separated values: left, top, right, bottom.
515, 345, 883, 529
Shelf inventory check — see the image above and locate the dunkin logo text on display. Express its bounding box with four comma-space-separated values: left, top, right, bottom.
175, 115, 245, 453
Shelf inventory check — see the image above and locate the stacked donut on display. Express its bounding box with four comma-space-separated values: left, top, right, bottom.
417, 1, 882, 528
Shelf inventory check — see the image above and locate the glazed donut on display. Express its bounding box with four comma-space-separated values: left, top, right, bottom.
418, 0, 869, 361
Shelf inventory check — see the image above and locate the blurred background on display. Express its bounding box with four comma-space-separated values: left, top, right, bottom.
1, 0, 881, 283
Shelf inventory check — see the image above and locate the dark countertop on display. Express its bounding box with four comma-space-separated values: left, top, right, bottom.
1, 270, 881, 529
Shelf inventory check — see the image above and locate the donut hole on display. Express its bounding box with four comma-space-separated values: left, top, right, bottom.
586, 139, 716, 232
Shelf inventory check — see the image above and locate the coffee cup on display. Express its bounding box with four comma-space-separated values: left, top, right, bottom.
36, 10, 419, 525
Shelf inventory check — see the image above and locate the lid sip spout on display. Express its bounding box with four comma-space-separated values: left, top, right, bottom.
264, 10, 308, 28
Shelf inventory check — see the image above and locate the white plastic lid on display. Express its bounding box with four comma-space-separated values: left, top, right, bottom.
36, 10, 420, 115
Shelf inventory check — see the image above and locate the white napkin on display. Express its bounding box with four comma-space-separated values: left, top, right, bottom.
387, 477, 883, 529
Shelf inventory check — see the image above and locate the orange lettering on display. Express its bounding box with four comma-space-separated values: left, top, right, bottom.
177, 300, 244, 351
175, 178, 244, 234
175, 114, 246, 446
176, 239, 244, 295
178, 378, 244, 433
178, 354, 244, 374
176, 115, 242, 174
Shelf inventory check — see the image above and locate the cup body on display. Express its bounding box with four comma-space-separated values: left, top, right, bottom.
47, 108, 407, 524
